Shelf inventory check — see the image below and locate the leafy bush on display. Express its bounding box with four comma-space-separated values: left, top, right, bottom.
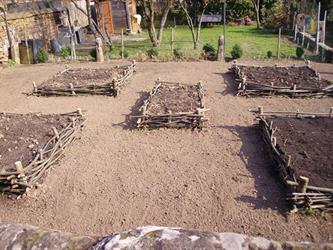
119, 50, 129, 58
90, 48, 97, 60
173, 48, 184, 60
60, 47, 71, 59
231, 44, 243, 59
146, 48, 158, 58
262, 0, 289, 29
296, 47, 305, 59
7, 59, 16, 67
37, 48, 49, 63
267, 50, 273, 58
202, 43, 217, 61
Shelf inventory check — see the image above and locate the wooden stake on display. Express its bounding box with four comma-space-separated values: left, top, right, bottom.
277, 28, 281, 60
121, 29, 124, 59
258, 106, 264, 115
316, 2, 321, 54
299, 176, 309, 193
294, 23, 298, 41
171, 28, 174, 57
302, 25, 305, 47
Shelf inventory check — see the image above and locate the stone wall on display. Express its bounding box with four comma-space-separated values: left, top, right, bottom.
1, 223, 333, 250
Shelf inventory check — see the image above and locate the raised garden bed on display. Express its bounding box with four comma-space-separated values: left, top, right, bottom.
136, 80, 208, 129
0, 109, 86, 196
31, 61, 136, 97
230, 62, 333, 97
256, 107, 333, 213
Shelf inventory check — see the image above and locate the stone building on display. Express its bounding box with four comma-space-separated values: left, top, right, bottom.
0, 0, 89, 64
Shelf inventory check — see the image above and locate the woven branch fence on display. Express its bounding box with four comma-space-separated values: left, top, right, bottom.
256, 107, 333, 213
0, 109, 87, 196
135, 81, 208, 129
230, 62, 333, 98
31, 61, 136, 97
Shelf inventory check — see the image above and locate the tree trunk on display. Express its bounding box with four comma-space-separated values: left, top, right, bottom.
143, 0, 159, 47
255, 7, 260, 29
157, 1, 172, 46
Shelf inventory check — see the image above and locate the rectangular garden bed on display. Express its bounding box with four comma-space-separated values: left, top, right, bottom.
257, 107, 333, 212
31, 61, 136, 97
0, 109, 86, 196
230, 62, 333, 97
136, 80, 208, 129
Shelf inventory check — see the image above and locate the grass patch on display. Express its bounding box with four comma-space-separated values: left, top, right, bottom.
79, 25, 299, 60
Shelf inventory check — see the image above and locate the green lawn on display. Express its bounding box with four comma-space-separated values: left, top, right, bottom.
93, 25, 299, 60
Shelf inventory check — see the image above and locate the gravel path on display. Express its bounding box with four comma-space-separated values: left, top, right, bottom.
0, 60, 332, 242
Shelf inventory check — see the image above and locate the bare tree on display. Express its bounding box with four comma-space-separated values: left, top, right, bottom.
252, 0, 260, 29
178, 0, 209, 49
139, 0, 174, 47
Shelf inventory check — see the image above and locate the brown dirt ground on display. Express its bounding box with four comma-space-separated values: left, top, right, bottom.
238, 65, 332, 88
0, 59, 332, 242
0, 113, 69, 170
148, 84, 201, 115
268, 117, 333, 189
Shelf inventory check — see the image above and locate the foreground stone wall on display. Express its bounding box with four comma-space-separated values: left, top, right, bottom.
0, 223, 332, 250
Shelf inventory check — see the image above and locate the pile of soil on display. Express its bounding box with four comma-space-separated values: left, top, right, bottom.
0, 113, 70, 171
39, 66, 127, 88
268, 117, 333, 188
148, 84, 201, 115
239, 66, 332, 88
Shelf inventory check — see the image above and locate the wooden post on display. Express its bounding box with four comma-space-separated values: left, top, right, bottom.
294, 23, 298, 41
258, 106, 263, 115
96, 37, 104, 62
217, 35, 225, 61
277, 28, 281, 60
323, 10, 327, 45
302, 25, 305, 47
299, 176, 309, 193
171, 28, 174, 57
121, 29, 124, 59
316, 2, 321, 54
223, 1, 226, 58
24, 25, 31, 64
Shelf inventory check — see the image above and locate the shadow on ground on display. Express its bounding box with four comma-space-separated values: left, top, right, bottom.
222, 125, 290, 216
214, 72, 238, 96
113, 91, 149, 129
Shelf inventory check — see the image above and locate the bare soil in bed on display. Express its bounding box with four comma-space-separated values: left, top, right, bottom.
148, 84, 201, 115
0, 113, 69, 170
239, 66, 332, 88
39, 66, 126, 88
267, 117, 333, 189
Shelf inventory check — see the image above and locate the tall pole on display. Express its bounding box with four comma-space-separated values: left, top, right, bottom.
316, 1, 321, 54
223, 1, 226, 58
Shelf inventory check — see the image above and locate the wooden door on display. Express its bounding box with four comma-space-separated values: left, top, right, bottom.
98, 0, 114, 34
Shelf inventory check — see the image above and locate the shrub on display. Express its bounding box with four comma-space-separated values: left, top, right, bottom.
262, 0, 289, 29
173, 48, 184, 60
90, 48, 97, 60
146, 48, 158, 58
7, 59, 16, 67
37, 48, 49, 63
231, 44, 243, 59
267, 50, 273, 58
60, 47, 71, 59
119, 50, 129, 58
202, 43, 216, 54
296, 47, 305, 59
202, 43, 217, 61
